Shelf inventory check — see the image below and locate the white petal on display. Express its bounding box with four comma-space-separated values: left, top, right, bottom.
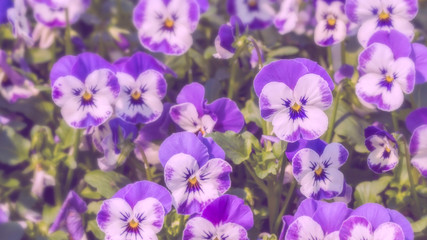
169, 103, 202, 133
373, 222, 404, 240
216, 222, 249, 240
285, 216, 324, 240
259, 81, 293, 121
293, 73, 333, 109
133, 198, 165, 233
183, 217, 216, 239
98, 198, 132, 237
297, 107, 329, 140
292, 148, 321, 182
388, 57, 415, 94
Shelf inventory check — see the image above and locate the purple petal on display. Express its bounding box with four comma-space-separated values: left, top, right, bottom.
112, 180, 172, 213
334, 64, 354, 83
197, 134, 226, 160
49, 191, 87, 233
177, 82, 206, 116
218, 24, 236, 54
285, 139, 327, 162
71, 53, 116, 82
138, 102, 173, 142
411, 43, 427, 84
196, 0, 209, 13
253, 59, 309, 96
367, 30, 412, 59
206, 98, 245, 133
115, 52, 176, 79
201, 194, 253, 230
294, 58, 335, 91
388, 209, 414, 240
339, 216, 373, 240
49, 55, 78, 86
405, 108, 427, 133
351, 203, 390, 229
158, 132, 210, 167
313, 202, 352, 234
109, 118, 138, 147
65, 209, 85, 240
0, 0, 13, 24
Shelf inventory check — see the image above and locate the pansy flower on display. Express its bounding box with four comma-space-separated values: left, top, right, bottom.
213, 16, 244, 59
227, 0, 275, 30
0, 51, 39, 103
132, 0, 200, 55
7, 0, 33, 45
345, 0, 418, 47
49, 191, 87, 240
406, 108, 427, 178
367, 30, 427, 85
355, 41, 415, 112
341, 203, 414, 240
314, 0, 349, 46
292, 142, 348, 200
279, 198, 352, 240
50, 53, 120, 129
159, 132, 231, 215
254, 59, 334, 142
30, 0, 90, 28
364, 125, 399, 174
334, 64, 354, 83
170, 82, 244, 135
183, 195, 254, 240
114, 52, 174, 124
97, 181, 172, 240
274, 0, 298, 35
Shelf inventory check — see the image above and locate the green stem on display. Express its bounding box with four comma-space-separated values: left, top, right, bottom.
243, 161, 268, 194
186, 52, 193, 83
267, 180, 278, 233
391, 111, 399, 132
248, 37, 263, 70
274, 180, 296, 233
178, 214, 186, 238
325, 84, 342, 143
65, 9, 73, 55
402, 139, 421, 216
137, 147, 153, 181
64, 129, 81, 196
327, 46, 333, 73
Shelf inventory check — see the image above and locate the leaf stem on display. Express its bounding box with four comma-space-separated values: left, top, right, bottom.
402, 138, 421, 217
274, 180, 296, 233
137, 146, 153, 181
243, 161, 268, 194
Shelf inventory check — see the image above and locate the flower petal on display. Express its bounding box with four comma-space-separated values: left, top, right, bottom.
216, 222, 249, 240
351, 203, 390, 229
169, 103, 202, 133
259, 81, 293, 121
320, 143, 349, 168
298, 107, 329, 140
183, 217, 216, 240
133, 198, 165, 233
358, 43, 394, 75
285, 216, 324, 240
97, 198, 132, 237
339, 216, 373, 240
293, 74, 333, 109
374, 222, 405, 240
206, 98, 245, 133
405, 108, 427, 133
367, 147, 399, 174
292, 148, 321, 182
176, 82, 205, 115
410, 125, 427, 178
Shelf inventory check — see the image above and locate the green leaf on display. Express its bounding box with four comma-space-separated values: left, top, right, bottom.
0, 126, 31, 165
0, 222, 25, 240
267, 46, 299, 58
412, 216, 427, 233
354, 176, 393, 207
241, 99, 263, 128
84, 170, 131, 198
55, 120, 78, 150
26, 48, 54, 64
207, 131, 259, 165
87, 220, 105, 239
253, 152, 278, 179
48, 231, 69, 240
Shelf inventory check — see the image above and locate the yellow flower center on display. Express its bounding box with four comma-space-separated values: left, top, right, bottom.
385, 75, 394, 83
291, 103, 302, 112
214, 237, 220, 240
131, 91, 141, 100
188, 176, 198, 185
327, 17, 336, 27
248, 0, 257, 7
164, 18, 174, 29
82, 91, 92, 101
379, 11, 390, 20
315, 167, 323, 176
128, 219, 139, 229
385, 146, 391, 153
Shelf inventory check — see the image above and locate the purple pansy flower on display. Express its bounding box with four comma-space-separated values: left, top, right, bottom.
30, 0, 90, 28
345, 0, 418, 47
355, 41, 415, 112
196, 0, 209, 13
159, 132, 231, 215
227, 0, 275, 30
183, 195, 254, 240
132, 0, 200, 55
170, 82, 245, 135
254, 59, 334, 142
406, 108, 427, 178
274, 0, 299, 35
97, 181, 172, 240
292, 142, 349, 200
90, 118, 138, 171
364, 125, 399, 174
213, 16, 244, 59
50, 53, 120, 129
0, 50, 39, 103
114, 52, 174, 124
342, 203, 414, 240
314, 0, 349, 46
334, 64, 354, 83
279, 198, 352, 240
7, 0, 33, 45
49, 191, 87, 240
0, 0, 13, 24
367, 30, 427, 85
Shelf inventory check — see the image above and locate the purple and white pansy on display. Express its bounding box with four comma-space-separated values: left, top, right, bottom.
159, 132, 231, 215
355, 40, 415, 112
406, 108, 427, 178
227, 0, 275, 30
97, 181, 172, 240
345, 0, 418, 47
132, 0, 200, 55
30, 0, 91, 28
50, 53, 120, 129
114, 52, 174, 124
364, 125, 399, 174
292, 142, 349, 200
213, 16, 244, 59
6, 0, 33, 45
314, 0, 349, 46
170, 82, 245, 135
183, 195, 254, 240
254, 58, 334, 142
274, 0, 298, 35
